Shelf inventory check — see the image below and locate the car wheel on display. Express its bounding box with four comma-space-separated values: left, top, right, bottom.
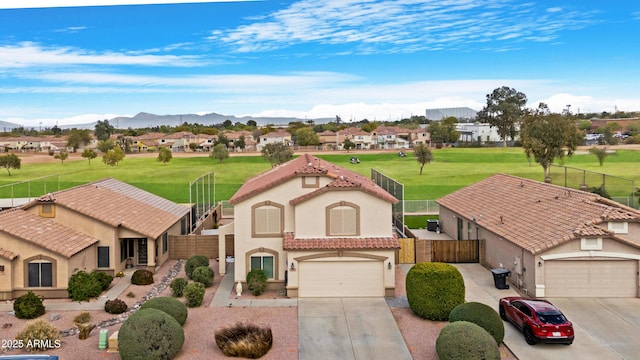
499, 304, 507, 321
524, 327, 538, 345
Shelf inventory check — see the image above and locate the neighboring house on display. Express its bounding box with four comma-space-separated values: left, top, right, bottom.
256, 130, 292, 151
342, 128, 373, 149
226, 154, 400, 297
456, 122, 520, 144
437, 174, 640, 298
408, 128, 431, 147
0, 178, 191, 299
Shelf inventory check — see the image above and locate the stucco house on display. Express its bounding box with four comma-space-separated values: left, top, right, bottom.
0, 178, 190, 299
226, 154, 400, 297
437, 173, 640, 298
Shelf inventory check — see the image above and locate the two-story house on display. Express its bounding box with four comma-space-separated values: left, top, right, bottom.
226, 154, 399, 297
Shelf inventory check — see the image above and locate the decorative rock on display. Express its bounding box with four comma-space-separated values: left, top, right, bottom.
50, 313, 61, 321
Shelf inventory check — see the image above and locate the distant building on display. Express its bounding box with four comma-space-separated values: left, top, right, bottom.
456, 122, 520, 144
425, 107, 478, 121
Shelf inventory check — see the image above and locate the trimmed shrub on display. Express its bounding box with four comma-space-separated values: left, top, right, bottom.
449, 302, 504, 344
13, 291, 45, 319
436, 321, 500, 360
140, 297, 188, 326
118, 308, 184, 360
184, 282, 205, 307
131, 269, 154, 285
246, 269, 267, 296
73, 312, 91, 324
185, 256, 209, 279
191, 266, 214, 288
92, 271, 114, 291
170, 277, 188, 297
105, 299, 129, 314
406, 262, 465, 320
68, 271, 103, 302
15, 319, 61, 352
215, 322, 273, 358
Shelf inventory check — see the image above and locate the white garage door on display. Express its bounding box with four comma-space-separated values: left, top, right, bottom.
545, 260, 637, 297
298, 260, 384, 297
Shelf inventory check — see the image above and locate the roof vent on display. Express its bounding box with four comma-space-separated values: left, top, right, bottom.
340, 175, 344, 180
308, 162, 313, 166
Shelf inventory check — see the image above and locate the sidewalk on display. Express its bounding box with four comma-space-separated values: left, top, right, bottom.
209, 264, 298, 307
0, 269, 135, 312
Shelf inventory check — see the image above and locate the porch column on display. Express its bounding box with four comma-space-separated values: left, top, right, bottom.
147, 239, 156, 269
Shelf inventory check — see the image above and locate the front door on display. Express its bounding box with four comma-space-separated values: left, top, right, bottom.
137, 239, 148, 265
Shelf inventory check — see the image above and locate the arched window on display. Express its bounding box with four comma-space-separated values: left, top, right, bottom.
252, 201, 284, 237
326, 201, 360, 236
25, 256, 55, 288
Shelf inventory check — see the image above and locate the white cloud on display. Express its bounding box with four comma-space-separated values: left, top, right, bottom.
0, 1, 243, 9
0, 42, 203, 68
209, 0, 597, 54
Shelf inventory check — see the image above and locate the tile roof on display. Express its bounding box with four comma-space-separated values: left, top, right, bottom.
0, 248, 18, 260
283, 232, 400, 250
29, 178, 189, 239
437, 174, 640, 254
228, 154, 398, 205
0, 208, 98, 258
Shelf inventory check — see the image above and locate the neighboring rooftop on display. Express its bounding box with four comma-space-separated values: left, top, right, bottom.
425, 107, 478, 121
437, 173, 640, 254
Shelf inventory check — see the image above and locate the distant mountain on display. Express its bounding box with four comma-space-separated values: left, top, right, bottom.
105, 112, 334, 129
0, 120, 21, 131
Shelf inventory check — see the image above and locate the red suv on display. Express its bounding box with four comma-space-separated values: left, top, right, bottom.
499, 297, 574, 345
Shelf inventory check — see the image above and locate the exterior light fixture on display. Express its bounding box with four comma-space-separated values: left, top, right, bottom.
388, 261, 392, 270
538, 261, 542, 267
290, 262, 295, 270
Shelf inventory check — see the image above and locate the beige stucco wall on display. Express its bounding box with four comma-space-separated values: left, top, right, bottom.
0, 258, 13, 293
293, 191, 393, 238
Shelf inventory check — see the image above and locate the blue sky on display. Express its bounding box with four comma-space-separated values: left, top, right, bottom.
1, 0, 639, 127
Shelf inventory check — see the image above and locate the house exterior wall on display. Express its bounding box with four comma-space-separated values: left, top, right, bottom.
0, 232, 97, 299
293, 191, 393, 238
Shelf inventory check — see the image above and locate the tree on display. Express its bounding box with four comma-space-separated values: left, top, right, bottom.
520, 103, 582, 181
343, 138, 355, 152
214, 132, 230, 147
428, 117, 459, 144
54, 151, 68, 164
96, 139, 116, 153
235, 135, 246, 152
157, 147, 173, 165
103, 147, 125, 166
82, 148, 97, 164
116, 135, 133, 153
222, 119, 233, 128
66, 129, 92, 152
296, 127, 320, 146
210, 144, 229, 163
261, 143, 293, 167
477, 86, 527, 147
247, 119, 257, 127
413, 143, 434, 175
0, 153, 21, 175
94, 120, 115, 141
588, 146, 609, 166
188, 142, 199, 152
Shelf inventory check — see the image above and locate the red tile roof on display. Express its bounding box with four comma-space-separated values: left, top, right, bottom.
437, 174, 640, 254
0, 248, 18, 260
228, 154, 398, 205
28, 178, 189, 239
0, 208, 98, 258
283, 232, 400, 250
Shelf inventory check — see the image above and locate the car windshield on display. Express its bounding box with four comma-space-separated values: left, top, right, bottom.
537, 312, 567, 325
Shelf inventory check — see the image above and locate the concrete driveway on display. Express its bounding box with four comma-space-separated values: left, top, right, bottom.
298, 298, 412, 360
453, 264, 633, 360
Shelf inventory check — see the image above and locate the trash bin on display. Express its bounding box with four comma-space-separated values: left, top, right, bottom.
427, 220, 439, 231
490, 268, 511, 289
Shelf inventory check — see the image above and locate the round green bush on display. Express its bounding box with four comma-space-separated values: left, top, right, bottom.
185, 256, 209, 279
183, 282, 205, 307
13, 291, 45, 319
140, 297, 188, 326
406, 262, 465, 320
68, 271, 103, 302
118, 308, 184, 360
191, 266, 214, 288
92, 271, 114, 291
246, 269, 267, 296
131, 269, 154, 285
105, 298, 128, 314
436, 321, 500, 360
449, 302, 504, 344
170, 277, 188, 297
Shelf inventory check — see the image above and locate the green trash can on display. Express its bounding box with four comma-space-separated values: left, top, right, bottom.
98, 329, 108, 349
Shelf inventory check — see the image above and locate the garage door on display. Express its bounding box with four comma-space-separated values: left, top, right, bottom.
545, 260, 637, 297
298, 260, 384, 297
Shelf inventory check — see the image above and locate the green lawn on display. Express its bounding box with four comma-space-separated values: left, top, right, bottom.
1, 148, 639, 203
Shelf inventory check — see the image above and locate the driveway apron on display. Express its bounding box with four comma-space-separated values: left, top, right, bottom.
298, 298, 412, 360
